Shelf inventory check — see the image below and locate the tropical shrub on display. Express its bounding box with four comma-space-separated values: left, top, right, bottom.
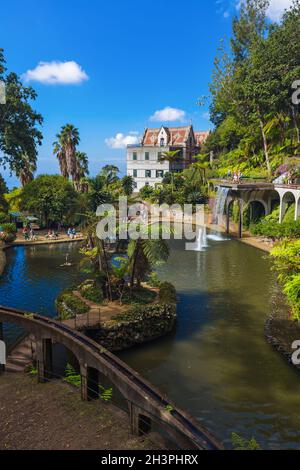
63, 363, 81, 388
0, 222, 16, 233
0, 212, 9, 223
79, 279, 103, 303
148, 271, 161, 288
231, 433, 261, 450
270, 240, 300, 320
56, 290, 89, 319
159, 282, 177, 304
250, 220, 300, 240
0, 232, 16, 243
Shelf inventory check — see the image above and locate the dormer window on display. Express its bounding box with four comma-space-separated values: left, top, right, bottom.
160, 138, 165, 147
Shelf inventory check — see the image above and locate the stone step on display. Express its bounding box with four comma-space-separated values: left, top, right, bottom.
5, 336, 35, 373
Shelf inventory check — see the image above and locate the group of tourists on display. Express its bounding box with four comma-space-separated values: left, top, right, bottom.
46, 230, 59, 240
227, 170, 243, 183
22, 225, 36, 241
20, 222, 82, 242
67, 227, 78, 239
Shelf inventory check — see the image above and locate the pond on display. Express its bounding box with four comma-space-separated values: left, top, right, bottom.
0, 242, 84, 347
1, 237, 300, 449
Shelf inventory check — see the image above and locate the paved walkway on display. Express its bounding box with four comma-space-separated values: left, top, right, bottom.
14, 229, 84, 246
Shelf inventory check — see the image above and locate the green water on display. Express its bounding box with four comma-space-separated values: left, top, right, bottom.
1, 238, 300, 448
118, 237, 300, 449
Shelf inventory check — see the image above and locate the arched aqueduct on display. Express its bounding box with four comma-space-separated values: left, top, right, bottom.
216, 182, 300, 237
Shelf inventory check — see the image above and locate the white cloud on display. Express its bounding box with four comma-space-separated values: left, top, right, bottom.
236, 0, 293, 21
149, 106, 186, 122
105, 133, 140, 149
266, 0, 293, 21
22, 60, 89, 84
223, 10, 230, 18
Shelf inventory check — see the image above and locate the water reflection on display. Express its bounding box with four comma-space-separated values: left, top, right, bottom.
0, 243, 84, 347
1, 239, 300, 448
119, 238, 300, 449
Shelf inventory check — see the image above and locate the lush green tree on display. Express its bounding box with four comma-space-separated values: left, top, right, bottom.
0, 49, 43, 177
127, 229, 170, 290
208, 0, 300, 176
158, 150, 182, 193
231, 0, 269, 63
0, 174, 8, 211
21, 174, 80, 227
100, 165, 119, 186
13, 153, 36, 187
121, 175, 135, 196
75, 151, 89, 192
87, 174, 112, 212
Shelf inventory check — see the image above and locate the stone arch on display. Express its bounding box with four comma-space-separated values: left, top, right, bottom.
245, 200, 267, 224
280, 191, 296, 223
51, 341, 81, 378
296, 196, 300, 221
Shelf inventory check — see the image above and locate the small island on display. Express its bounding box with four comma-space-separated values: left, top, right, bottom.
56, 279, 177, 351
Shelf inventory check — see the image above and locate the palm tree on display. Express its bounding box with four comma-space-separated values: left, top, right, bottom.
53, 139, 68, 178
54, 124, 80, 183
100, 165, 119, 186
14, 154, 36, 187
74, 151, 89, 192
121, 175, 135, 196
158, 150, 181, 193
127, 224, 170, 291
87, 174, 112, 211
79, 211, 113, 301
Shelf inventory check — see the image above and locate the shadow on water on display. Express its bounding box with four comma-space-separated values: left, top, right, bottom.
0, 243, 84, 347
119, 238, 300, 449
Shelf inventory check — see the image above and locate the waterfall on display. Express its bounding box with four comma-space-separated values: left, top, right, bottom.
213, 187, 230, 224
193, 227, 208, 251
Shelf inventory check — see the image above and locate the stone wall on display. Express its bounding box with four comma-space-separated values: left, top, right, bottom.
265, 291, 300, 372
82, 303, 176, 351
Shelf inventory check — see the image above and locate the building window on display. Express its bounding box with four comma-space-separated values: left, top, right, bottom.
145, 170, 151, 178
145, 182, 150, 186
157, 151, 162, 160
160, 138, 165, 147
133, 169, 137, 177
133, 152, 137, 161
156, 170, 164, 178
145, 152, 150, 161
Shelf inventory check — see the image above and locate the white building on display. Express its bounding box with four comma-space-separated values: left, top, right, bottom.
127, 126, 209, 191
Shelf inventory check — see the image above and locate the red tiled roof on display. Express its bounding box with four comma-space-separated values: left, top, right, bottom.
194, 131, 210, 146
141, 126, 209, 147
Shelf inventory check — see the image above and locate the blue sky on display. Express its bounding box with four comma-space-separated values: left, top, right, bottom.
0, 0, 292, 188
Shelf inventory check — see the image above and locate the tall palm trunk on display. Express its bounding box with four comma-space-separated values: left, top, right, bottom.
65, 142, 77, 180
130, 241, 140, 293
58, 152, 69, 178
100, 240, 112, 301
